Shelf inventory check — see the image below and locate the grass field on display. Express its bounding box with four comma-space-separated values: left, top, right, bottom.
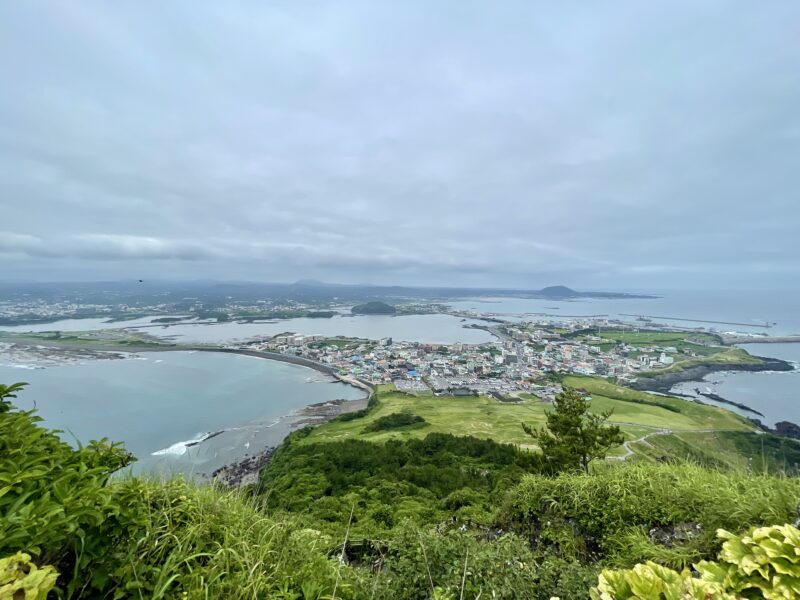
593, 330, 721, 345
302, 378, 755, 462
0, 330, 171, 347
636, 347, 763, 377
571, 329, 764, 375
561, 376, 754, 431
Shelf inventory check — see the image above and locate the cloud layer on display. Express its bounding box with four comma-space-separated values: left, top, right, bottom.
1, 1, 799, 288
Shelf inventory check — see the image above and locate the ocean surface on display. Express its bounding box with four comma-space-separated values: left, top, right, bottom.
449, 289, 800, 336
139, 314, 492, 344
2, 314, 492, 345
670, 343, 800, 428
0, 351, 364, 477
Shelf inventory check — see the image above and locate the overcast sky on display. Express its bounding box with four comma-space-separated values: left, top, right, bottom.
1, 2, 799, 290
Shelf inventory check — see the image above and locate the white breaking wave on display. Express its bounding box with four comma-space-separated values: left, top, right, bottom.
151, 432, 216, 456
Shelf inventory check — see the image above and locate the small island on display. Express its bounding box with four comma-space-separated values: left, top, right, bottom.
351, 301, 397, 315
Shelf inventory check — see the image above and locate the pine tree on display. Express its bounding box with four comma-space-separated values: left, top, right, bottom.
523, 387, 624, 473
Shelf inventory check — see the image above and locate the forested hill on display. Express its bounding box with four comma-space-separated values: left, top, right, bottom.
351, 300, 397, 315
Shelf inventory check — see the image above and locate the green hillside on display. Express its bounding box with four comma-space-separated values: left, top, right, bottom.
303, 378, 762, 465
4, 380, 800, 599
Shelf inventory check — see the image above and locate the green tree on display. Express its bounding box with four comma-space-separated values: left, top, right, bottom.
523, 387, 624, 473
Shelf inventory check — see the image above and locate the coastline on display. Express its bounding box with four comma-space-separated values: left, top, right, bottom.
628, 355, 794, 395
5, 340, 377, 397
210, 397, 369, 487
630, 353, 800, 434
0, 341, 374, 483
166, 346, 374, 485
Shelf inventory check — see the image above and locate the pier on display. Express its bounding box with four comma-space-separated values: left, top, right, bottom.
619, 314, 773, 328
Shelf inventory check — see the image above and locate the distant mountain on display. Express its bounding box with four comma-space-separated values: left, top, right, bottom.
0, 280, 656, 307
351, 301, 397, 315
537, 285, 580, 299
528, 285, 655, 300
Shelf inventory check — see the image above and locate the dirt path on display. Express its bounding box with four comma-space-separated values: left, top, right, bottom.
609, 428, 671, 460
606, 422, 760, 461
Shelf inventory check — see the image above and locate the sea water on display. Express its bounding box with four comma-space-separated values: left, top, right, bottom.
0, 351, 364, 476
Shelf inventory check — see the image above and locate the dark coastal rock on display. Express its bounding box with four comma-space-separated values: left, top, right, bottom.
774, 421, 800, 439
744, 418, 800, 440
648, 522, 703, 548
212, 447, 275, 488
695, 389, 764, 417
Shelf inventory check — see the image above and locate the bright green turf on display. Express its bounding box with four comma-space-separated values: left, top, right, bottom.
303, 377, 754, 454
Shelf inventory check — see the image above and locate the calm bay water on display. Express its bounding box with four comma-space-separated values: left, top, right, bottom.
0, 351, 364, 476
139, 314, 492, 344
2, 314, 492, 344
0, 315, 182, 332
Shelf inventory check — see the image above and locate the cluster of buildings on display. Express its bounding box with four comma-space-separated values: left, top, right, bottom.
0, 299, 134, 321
234, 318, 698, 398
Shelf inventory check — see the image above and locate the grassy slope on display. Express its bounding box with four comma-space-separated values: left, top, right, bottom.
583, 329, 764, 373
637, 347, 763, 376
632, 430, 800, 472
593, 331, 719, 344
0, 330, 172, 347
305, 385, 546, 446
561, 375, 754, 432
303, 379, 755, 462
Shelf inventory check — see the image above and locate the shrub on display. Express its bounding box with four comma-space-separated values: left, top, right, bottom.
500, 463, 800, 566
0, 383, 347, 598
591, 523, 800, 599
353, 524, 540, 600
363, 412, 427, 432
0, 383, 134, 596
260, 433, 542, 535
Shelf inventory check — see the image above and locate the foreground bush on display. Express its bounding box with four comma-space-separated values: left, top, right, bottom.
7, 380, 800, 599
0, 384, 344, 598
591, 523, 800, 599
501, 463, 800, 566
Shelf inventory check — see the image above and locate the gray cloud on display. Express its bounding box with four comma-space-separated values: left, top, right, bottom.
1, 1, 799, 288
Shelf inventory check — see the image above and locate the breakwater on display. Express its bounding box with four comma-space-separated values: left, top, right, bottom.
721, 335, 800, 345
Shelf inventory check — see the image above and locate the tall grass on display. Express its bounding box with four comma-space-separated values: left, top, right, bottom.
108, 477, 344, 599
500, 462, 800, 567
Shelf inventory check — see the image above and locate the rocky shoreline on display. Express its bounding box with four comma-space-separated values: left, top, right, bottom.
630, 355, 800, 438
629, 355, 794, 395
694, 389, 765, 417
0, 342, 135, 368
212, 396, 369, 488
211, 447, 276, 488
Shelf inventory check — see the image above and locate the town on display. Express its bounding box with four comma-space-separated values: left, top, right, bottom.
230, 316, 702, 401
